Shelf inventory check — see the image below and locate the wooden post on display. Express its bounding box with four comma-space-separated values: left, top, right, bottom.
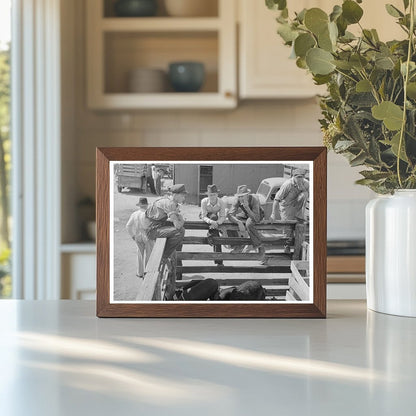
293, 223, 306, 260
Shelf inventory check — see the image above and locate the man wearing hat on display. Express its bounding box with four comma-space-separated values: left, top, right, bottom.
200, 184, 226, 266
126, 197, 153, 278
271, 169, 309, 222
228, 185, 265, 261
271, 169, 309, 253
144, 184, 187, 259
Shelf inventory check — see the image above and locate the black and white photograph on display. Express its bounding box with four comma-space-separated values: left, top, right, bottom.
110, 161, 313, 303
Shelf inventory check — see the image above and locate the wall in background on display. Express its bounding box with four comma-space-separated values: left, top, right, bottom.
61, 0, 374, 243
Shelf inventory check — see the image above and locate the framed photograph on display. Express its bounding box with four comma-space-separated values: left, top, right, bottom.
96, 147, 327, 318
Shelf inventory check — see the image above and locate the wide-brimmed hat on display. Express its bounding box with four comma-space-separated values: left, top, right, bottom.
206, 184, 220, 194
293, 169, 306, 178
235, 185, 251, 197
170, 184, 188, 194
136, 197, 149, 206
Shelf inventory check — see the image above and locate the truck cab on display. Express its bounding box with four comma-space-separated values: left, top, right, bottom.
256, 177, 287, 220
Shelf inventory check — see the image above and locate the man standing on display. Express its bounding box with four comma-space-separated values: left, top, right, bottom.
271, 169, 309, 222
200, 184, 226, 266
227, 185, 266, 262
144, 184, 187, 259
126, 197, 152, 278
271, 169, 309, 253
146, 164, 156, 194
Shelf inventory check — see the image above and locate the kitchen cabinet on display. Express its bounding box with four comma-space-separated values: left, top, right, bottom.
61, 245, 96, 300
86, 0, 237, 109
238, 0, 404, 99
239, 0, 325, 99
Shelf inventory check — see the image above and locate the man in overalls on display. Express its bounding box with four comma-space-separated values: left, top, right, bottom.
144, 184, 187, 259
271, 168, 309, 253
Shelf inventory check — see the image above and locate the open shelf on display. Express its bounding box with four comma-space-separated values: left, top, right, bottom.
102, 17, 221, 31
103, 0, 219, 18
87, 0, 236, 109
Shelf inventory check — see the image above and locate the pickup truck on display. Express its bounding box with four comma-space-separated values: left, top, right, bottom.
222, 177, 287, 221
256, 177, 287, 220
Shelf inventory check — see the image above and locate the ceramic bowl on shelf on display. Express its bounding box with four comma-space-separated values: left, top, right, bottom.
164, 0, 218, 17
128, 68, 167, 93
168, 62, 205, 92
114, 0, 158, 17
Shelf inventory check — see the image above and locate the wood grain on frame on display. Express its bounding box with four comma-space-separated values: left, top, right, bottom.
96, 147, 327, 318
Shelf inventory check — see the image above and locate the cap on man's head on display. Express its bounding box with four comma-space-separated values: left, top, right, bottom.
170, 184, 188, 194
293, 169, 306, 178
136, 197, 148, 206
235, 185, 251, 197
206, 184, 220, 194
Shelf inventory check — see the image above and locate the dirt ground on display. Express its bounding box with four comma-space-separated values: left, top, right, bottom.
113, 186, 271, 301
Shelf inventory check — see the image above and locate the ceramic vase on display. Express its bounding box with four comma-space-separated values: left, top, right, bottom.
366, 190, 416, 317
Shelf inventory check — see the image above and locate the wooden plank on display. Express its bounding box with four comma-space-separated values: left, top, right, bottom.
176, 277, 290, 286
182, 236, 290, 245
177, 252, 292, 261
136, 238, 166, 301
184, 221, 297, 230
289, 261, 309, 301
177, 265, 291, 274
285, 290, 297, 301
177, 252, 260, 261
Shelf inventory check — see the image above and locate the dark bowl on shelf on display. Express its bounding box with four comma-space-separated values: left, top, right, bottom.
168, 62, 205, 92
114, 0, 157, 17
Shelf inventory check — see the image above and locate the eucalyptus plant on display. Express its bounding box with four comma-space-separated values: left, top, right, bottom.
266, 0, 416, 193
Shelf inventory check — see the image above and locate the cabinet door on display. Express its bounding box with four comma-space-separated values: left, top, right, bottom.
239, 0, 404, 99
239, 0, 325, 99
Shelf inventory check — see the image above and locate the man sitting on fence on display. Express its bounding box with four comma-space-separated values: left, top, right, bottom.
227, 185, 266, 263
144, 184, 187, 260
126, 197, 154, 278
200, 184, 226, 266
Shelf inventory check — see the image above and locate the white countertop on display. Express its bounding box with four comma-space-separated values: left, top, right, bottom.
0, 300, 415, 416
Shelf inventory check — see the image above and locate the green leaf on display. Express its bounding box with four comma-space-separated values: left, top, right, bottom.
266, 0, 287, 11
350, 151, 368, 167
385, 4, 404, 18
277, 23, 298, 43
407, 82, 416, 99
372, 101, 404, 131
334, 140, 355, 152
375, 55, 395, 70
304, 8, 329, 35
296, 8, 307, 23
313, 74, 332, 85
330, 5, 342, 22
306, 48, 335, 75
342, 0, 364, 24
360, 170, 391, 180
350, 54, 368, 70
339, 31, 356, 43
294, 33, 316, 58
403, 0, 409, 10
371, 29, 380, 42
383, 132, 409, 162
333, 60, 352, 70
296, 57, 308, 69
356, 79, 372, 92
318, 27, 334, 52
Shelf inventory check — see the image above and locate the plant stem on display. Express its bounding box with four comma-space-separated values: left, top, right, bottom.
397, 0, 415, 188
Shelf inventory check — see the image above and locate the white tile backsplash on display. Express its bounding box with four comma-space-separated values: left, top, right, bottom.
73, 99, 371, 240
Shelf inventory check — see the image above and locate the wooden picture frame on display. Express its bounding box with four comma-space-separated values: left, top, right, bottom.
96, 147, 327, 318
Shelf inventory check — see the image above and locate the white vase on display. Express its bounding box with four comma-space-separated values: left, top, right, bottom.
366, 190, 416, 317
